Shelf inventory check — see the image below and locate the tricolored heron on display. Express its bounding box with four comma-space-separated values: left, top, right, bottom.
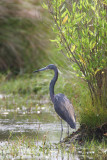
34, 64, 76, 141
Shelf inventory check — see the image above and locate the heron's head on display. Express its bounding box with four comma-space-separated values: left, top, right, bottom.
47, 64, 57, 70
33, 64, 57, 73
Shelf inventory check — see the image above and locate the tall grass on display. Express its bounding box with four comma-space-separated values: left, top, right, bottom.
0, 0, 52, 73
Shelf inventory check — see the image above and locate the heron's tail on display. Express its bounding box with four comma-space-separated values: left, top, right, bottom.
68, 119, 76, 129
70, 122, 76, 129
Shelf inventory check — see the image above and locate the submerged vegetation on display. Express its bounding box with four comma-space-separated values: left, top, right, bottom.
0, 133, 107, 159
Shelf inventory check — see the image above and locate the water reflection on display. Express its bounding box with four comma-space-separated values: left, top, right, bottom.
0, 97, 105, 160
0, 114, 79, 142
0, 100, 81, 159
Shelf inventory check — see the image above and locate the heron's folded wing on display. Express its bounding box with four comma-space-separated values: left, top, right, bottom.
54, 94, 76, 126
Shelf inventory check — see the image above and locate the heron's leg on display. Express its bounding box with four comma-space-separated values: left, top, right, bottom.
60, 119, 63, 142
61, 119, 63, 132
67, 124, 69, 136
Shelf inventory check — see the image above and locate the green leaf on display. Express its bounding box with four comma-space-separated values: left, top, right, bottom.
61, 10, 68, 18
42, 2, 48, 9
72, 2, 76, 13
60, 4, 65, 12
71, 45, 75, 52
89, 30, 94, 36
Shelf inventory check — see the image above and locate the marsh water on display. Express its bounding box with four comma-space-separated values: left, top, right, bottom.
0, 94, 106, 159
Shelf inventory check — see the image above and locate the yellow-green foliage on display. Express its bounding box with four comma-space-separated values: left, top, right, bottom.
80, 101, 107, 129
45, 0, 107, 110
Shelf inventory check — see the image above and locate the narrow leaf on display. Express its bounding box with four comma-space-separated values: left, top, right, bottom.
62, 15, 68, 24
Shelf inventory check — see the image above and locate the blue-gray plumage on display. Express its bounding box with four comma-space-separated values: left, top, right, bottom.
34, 64, 76, 138
54, 93, 76, 129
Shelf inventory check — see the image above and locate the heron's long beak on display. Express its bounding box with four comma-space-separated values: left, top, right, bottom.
33, 67, 48, 73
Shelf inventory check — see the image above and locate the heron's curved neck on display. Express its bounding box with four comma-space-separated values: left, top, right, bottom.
49, 68, 58, 103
